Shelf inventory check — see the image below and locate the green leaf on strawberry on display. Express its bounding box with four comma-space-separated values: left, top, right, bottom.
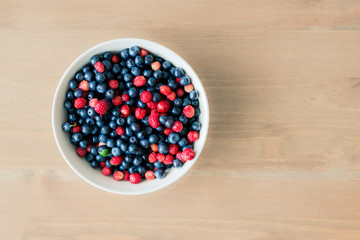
70, 123, 77, 127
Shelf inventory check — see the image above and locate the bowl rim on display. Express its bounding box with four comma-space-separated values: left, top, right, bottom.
52, 38, 209, 194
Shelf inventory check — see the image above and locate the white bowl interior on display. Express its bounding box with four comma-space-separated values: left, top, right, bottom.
52, 38, 209, 195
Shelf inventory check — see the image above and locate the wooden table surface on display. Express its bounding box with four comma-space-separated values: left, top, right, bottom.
2, 0, 360, 239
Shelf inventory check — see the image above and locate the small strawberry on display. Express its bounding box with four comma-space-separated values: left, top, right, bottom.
167, 91, 176, 101
76, 147, 87, 157
157, 153, 165, 162
129, 173, 142, 184
176, 77, 181, 84
182, 148, 195, 161
157, 100, 170, 113
163, 154, 174, 165
89, 98, 98, 108
135, 107, 146, 119
140, 49, 148, 57
122, 93, 130, 102
110, 156, 122, 166
112, 96, 122, 106
151, 61, 161, 71
78, 80, 89, 91
168, 144, 179, 155
160, 85, 171, 96
172, 121, 183, 132
183, 105, 195, 118
147, 101, 157, 109
94, 61, 105, 73
120, 105, 130, 118
187, 131, 199, 142
164, 128, 173, 136
74, 97, 86, 109
111, 55, 120, 63
100, 162, 106, 168
133, 75, 146, 87
123, 171, 130, 181
108, 79, 119, 89
148, 152, 157, 163
184, 84, 194, 93
72, 125, 82, 133
145, 170, 155, 180
149, 113, 160, 128
176, 152, 185, 162
116, 126, 125, 136
94, 99, 109, 116
140, 91, 152, 103
102, 167, 112, 176
150, 144, 159, 152
113, 171, 124, 181
176, 88, 185, 97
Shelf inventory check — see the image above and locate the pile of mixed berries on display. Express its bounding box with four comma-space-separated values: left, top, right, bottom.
62, 46, 201, 184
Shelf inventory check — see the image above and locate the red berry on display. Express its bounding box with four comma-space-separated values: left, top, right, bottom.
163, 154, 174, 165
151, 61, 161, 71
167, 91, 176, 101
111, 55, 120, 63
89, 98, 98, 108
109, 79, 119, 89
133, 75, 146, 87
148, 152, 157, 163
157, 100, 170, 113
102, 167, 112, 176
113, 171, 124, 181
100, 162, 106, 168
76, 147, 87, 157
74, 97, 86, 109
182, 148, 195, 161
176, 77, 181, 84
78, 80, 89, 91
116, 126, 125, 136
172, 121, 183, 132
147, 101, 157, 109
157, 153, 165, 162
149, 110, 160, 128
94, 99, 109, 116
110, 156, 122, 166
188, 131, 199, 142
140, 49, 149, 57
168, 144, 179, 155
160, 85, 171, 96
164, 128, 173, 136
94, 61, 105, 73
129, 173, 142, 184
151, 144, 158, 152
183, 105, 195, 118
72, 125, 82, 133
112, 96, 123, 106
120, 105, 131, 118
135, 107, 146, 119
122, 93, 130, 102
176, 88, 185, 97
123, 171, 130, 181
184, 84, 194, 93
145, 170, 155, 180
140, 91, 152, 103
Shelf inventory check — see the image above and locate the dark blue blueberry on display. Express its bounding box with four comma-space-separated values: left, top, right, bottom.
146, 162, 154, 170
90, 146, 97, 155
158, 142, 169, 154
111, 147, 121, 156
180, 75, 191, 86
142, 116, 149, 126
120, 49, 130, 60
137, 130, 146, 139
152, 92, 161, 102
107, 120, 116, 129
173, 67, 185, 78
143, 69, 152, 78
66, 90, 74, 100
120, 135, 129, 141
182, 97, 191, 106
147, 86, 156, 92
91, 135, 99, 143
130, 123, 140, 132
158, 134, 166, 142
98, 134, 108, 143
121, 67, 129, 75
179, 115, 188, 124
90, 126, 98, 135
127, 115, 136, 125
178, 137, 187, 147
96, 120, 104, 128
162, 72, 170, 80
126, 82, 134, 89
155, 83, 162, 91
119, 81, 125, 90
78, 119, 85, 125
82, 125, 91, 135
189, 90, 198, 100
105, 89, 115, 99
129, 46, 140, 57
126, 58, 135, 68
116, 117, 125, 126
144, 54, 154, 65
171, 107, 181, 116
79, 140, 88, 149
120, 143, 128, 152
145, 126, 153, 135
137, 99, 147, 108
162, 60, 172, 70
87, 108, 96, 117
129, 136, 138, 144
168, 79, 178, 89
125, 155, 133, 164
131, 66, 141, 76
154, 161, 164, 169
149, 134, 159, 144
71, 133, 83, 143
89, 81, 96, 90
103, 112, 112, 121
136, 148, 144, 156
105, 160, 112, 168
165, 119, 175, 128
123, 74, 133, 83
159, 115, 168, 124
153, 70, 163, 79
154, 169, 165, 180
194, 108, 200, 117
179, 128, 187, 136
133, 156, 142, 166
95, 72, 106, 82
102, 60, 112, 71
106, 71, 114, 80
173, 159, 182, 168
82, 64, 92, 73
111, 107, 120, 117
129, 166, 137, 174
64, 101, 71, 110
128, 87, 138, 98
168, 132, 180, 144
191, 121, 201, 131
77, 109, 87, 119
156, 125, 164, 132
116, 139, 123, 147
128, 144, 138, 154
174, 98, 182, 107
125, 127, 133, 136
62, 122, 71, 132
112, 63, 121, 74
73, 89, 83, 98
106, 139, 115, 148
134, 56, 144, 66
96, 82, 107, 93
90, 55, 100, 65
182, 145, 193, 151
96, 155, 105, 162
192, 100, 199, 106
147, 77, 157, 86
103, 51, 112, 60
85, 154, 94, 162
68, 113, 77, 122
120, 161, 129, 170
140, 139, 150, 148
91, 160, 99, 168
100, 126, 110, 134
75, 72, 84, 81
137, 166, 146, 175
84, 71, 93, 81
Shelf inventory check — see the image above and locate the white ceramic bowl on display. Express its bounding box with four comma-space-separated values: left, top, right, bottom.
52, 38, 209, 195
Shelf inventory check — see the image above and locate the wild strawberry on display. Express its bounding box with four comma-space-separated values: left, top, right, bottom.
122, 93, 130, 102
111, 55, 120, 63
163, 154, 174, 165
183, 105, 195, 118
110, 156, 122, 166
147, 101, 157, 109
78, 80, 89, 91
121, 105, 130, 118
89, 98, 98, 107
151, 144, 159, 152
76, 147, 87, 157
135, 107, 146, 119
182, 148, 195, 161
102, 167, 112, 176
184, 84, 194, 93
133, 75, 146, 87
149, 111, 160, 128
129, 173, 142, 184
108, 79, 119, 89
164, 128, 173, 136
123, 171, 130, 181
113, 171, 124, 181
140, 49, 148, 57
74, 97, 86, 109
176, 88, 185, 97
157, 153, 165, 162
151, 61, 161, 71
148, 152, 157, 163
94, 99, 109, 116
116, 126, 125, 136
94, 61, 105, 73
160, 85, 171, 96
188, 131, 199, 142
140, 91, 152, 103
172, 121, 183, 132
168, 144, 179, 155
157, 100, 170, 113
167, 91, 176, 101
100, 162, 106, 168
112, 96, 122, 106
145, 170, 155, 180
72, 125, 82, 133
176, 77, 181, 84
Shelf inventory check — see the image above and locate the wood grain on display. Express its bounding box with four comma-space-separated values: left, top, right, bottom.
1, 0, 360, 239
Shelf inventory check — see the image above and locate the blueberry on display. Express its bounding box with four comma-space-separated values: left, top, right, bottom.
134, 56, 144, 66
154, 161, 164, 169
79, 140, 88, 149
178, 137, 187, 147
180, 75, 190, 86
86, 108, 95, 117
173, 67, 184, 78
194, 108, 200, 117
149, 134, 159, 144
183, 97, 191, 106
147, 77, 157, 86
162, 60, 172, 70
120, 49, 130, 60
131, 66, 141, 76
171, 107, 181, 116
78, 119, 85, 125
128, 87, 138, 98
137, 130, 146, 139
146, 162, 154, 170
142, 116, 150, 126
103, 51, 112, 60
125, 155, 133, 164
91, 160, 99, 168
84, 71, 93, 81
121, 68, 129, 75
78, 109, 87, 119
143, 69, 152, 78
128, 144, 138, 154
96, 120, 104, 128
165, 119, 175, 128
123, 73, 133, 82
100, 126, 110, 135
158, 133, 166, 142
73, 89, 83, 98
71, 133, 83, 143
152, 92, 161, 102
126, 82, 134, 89
96, 155, 105, 162
82, 64, 92, 73
96, 82, 107, 93
116, 117, 125, 126
82, 125, 91, 135
120, 143, 128, 152
105, 89, 115, 99
129, 46, 140, 57
173, 159, 182, 168
106, 71, 114, 80
133, 156, 142, 166
168, 79, 178, 89
90, 55, 100, 65
140, 139, 150, 148
62, 122, 71, 132
174, 98, 182, 107
102, 60, 112, 71
189, 90, 198, 100
191, 121, 201, 131
112, 63, 121, 74
137, 99, 147, 108
120, 161, 129, 170
192, 100, 199, 106
75, 72, 84, 81
64, 101, 71, 110
86, 154, 94, 162
168, 133, 180, 144
138, 166, 146, 175
125, 127, 133, 136
66, 91, 74, 101
129, 166, 137, 174
153, 70, 163, 79
179, 115, 188, 124
111, 147, 121, 156
159, 115, 168, 124
127, 116, 137, 125
91, 135, 99, 143
158, 142, 169, 154
119, 81, 125, 90
90, 126, 98, 135
98, 134, 108, 143
88, 81, 96, 91
95, 73, 106, 82
106, 139, 115, 148
154, 169, 165, 179
90, 146, 97, 155
106, 160, 112, 168
155, 83, 162, 91
130, 123, 140, 132
147, 86, 156, 92
126, 58, 135, 69
144, 55, 154, 65
156, 125, 164, 132
146, 126, 153, 135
